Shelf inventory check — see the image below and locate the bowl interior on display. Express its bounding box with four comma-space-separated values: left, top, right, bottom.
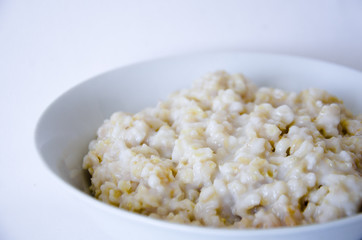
35, 51, 362, 206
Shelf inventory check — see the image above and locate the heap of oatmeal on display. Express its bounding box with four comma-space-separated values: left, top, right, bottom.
83, 71, 362, 228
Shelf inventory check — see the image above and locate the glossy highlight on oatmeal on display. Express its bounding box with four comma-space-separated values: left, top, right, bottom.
83, 71, 362, 228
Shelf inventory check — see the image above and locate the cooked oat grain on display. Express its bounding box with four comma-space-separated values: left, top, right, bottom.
83, 71, 362, 228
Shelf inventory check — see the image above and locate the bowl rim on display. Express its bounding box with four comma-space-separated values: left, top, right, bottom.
34, 50, 362, 236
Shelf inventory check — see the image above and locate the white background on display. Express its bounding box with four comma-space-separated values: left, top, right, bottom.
1, 0, 362, 239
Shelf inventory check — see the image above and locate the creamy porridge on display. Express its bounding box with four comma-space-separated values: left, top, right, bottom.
83, 71, 362, 228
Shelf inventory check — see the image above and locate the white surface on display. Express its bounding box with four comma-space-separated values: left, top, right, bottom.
35, 52, 362, 240
1, 1, 362, 239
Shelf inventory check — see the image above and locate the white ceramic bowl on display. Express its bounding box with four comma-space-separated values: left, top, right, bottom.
35, 52, 362, 240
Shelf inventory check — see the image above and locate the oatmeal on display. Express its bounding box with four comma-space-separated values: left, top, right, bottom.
83, 71, 362, 228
